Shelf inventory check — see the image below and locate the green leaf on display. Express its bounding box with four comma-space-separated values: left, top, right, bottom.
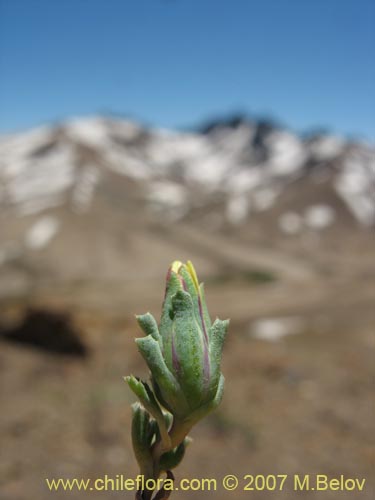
131, 403, 154, 478
208, 318, 229, 396
136, 313, 161, 342
159, 437, 191, 471
171, 290, 207, 409
184, 374, 225, 426
125, 375, 171, 450
135, 335, 190, 418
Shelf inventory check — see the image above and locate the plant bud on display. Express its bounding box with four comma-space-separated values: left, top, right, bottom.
133, 261, 229, 425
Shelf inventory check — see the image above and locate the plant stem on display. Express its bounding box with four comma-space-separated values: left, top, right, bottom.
136, 418, 193, 499
153, 417, 193, 466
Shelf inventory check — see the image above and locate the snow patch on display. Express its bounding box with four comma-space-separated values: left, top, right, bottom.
147, 181, 188, 220
252, 188, 279, 211
250, 316, 305, 342
309, 136, 344, 161
304, 205, 335, 230
5, 143, 75, 215
25, 216, 60, 250
227, 168, 263, 193
72, 165, 100, 212
65, 117, 110, 148
0, 125, 53, 170
226, 195, 249, 224
335, 153, 375, 226
104, 147, 152, 179
266, 131, 307, 176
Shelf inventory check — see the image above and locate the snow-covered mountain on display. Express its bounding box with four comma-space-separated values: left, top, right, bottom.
1, 115, 374, 223
0, 115, 374, 294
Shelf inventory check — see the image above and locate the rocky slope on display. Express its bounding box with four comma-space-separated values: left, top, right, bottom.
0, 115, 374, 297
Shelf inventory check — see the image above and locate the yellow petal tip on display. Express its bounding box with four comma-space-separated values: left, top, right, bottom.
171, 260, 183, 273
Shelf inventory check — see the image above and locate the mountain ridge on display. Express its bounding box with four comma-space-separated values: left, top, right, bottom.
0, 115, 374, 297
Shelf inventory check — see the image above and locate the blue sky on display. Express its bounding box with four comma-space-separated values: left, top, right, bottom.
0, 0, 374, 139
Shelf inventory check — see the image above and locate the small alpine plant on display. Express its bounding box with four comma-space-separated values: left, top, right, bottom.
125, 260, 229, 499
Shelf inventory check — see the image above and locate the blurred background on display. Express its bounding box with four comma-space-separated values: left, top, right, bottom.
0, 0, 374, 498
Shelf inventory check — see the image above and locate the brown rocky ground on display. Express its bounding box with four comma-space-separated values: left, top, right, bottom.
0, 254, 374, 500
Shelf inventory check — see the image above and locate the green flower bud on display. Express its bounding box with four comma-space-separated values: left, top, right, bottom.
134, 261, 229, 424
